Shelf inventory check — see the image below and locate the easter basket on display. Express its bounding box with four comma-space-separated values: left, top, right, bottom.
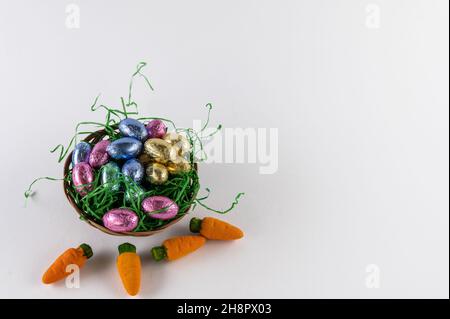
63, 126, 199, 237
25, 62, 243, 238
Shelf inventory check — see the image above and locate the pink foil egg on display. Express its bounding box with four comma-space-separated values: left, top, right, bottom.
72, 162, 94, 196
89, 140, 111, 168
141, 196, 179, 220
102, 208, 139, 232
146, 120, 167, 139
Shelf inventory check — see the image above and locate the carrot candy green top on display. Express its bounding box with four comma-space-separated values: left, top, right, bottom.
151, 236, 206, 261
118, 243, 136, 254
79, 243, 94, 259
189, 217, 203, 233
189, 217, 244, 240
151, 246, 167, 261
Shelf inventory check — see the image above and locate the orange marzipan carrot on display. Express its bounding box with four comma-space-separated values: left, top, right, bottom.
117, 243, 141, 296
151, 236, 206, 261
190, 217, 244, 240
42, 243, 93, 284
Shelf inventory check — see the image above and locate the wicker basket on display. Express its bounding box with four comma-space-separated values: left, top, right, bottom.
63, 127, 196, 237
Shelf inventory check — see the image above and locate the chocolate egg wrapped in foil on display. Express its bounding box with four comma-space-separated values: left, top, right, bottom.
146, 119, 167, 139
141, 196, 179, 220
119, 118, 148, 142
124, 185, 146, 204
102, 208, 139, 232
88, 140, 110, 168
122, 159, 144, 184
107, 137, 142, 160
138, 153, 152, 166
100, 162, 121, 191
143, 138, 177, 164
167, 156, 191, 174
72, 162, 94, 196
163, 132, 191, 157
145, 162, 169, 185
72, 142, 92, 166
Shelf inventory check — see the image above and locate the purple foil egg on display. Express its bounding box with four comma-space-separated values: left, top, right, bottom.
146, 120, 167, 139
141, 196, 179, 220
102, 208, 139, 232
72, 142, 92, 166
89, 140, 111, 168
72, 162, 94, 196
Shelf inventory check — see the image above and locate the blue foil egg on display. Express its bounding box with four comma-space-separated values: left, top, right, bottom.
100, 162, 121, 191
72, 142, 92, 166
122, 159, 145, 184
119, 118, 148, 141
107, 137, 142, 160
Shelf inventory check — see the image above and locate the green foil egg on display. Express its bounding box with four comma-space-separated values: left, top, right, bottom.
100, 162, 121, 191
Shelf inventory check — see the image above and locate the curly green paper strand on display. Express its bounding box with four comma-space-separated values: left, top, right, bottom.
52, 61, 154, 160
24, 177, 65, 199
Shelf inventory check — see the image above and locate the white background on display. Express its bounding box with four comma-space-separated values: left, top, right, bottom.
0, 0, 448, 298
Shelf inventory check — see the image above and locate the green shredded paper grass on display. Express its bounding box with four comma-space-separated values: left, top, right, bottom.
67, 167, 200, 232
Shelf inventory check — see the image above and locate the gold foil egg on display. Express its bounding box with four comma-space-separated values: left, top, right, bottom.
143, 138, 177, 164
146, 162, 169, 185
167, 156, 191, 174
138, 153, 153, 166
163, 132, 191, 156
